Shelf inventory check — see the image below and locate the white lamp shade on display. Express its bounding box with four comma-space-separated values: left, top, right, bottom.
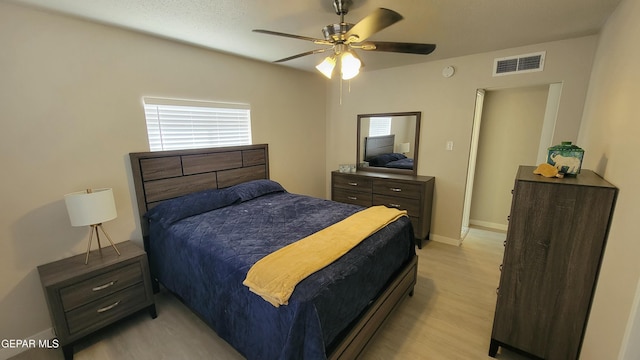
397, 142, 410, 153
316, 56, 336, 79
64, 188, 117, 227
340, 52, 361, 80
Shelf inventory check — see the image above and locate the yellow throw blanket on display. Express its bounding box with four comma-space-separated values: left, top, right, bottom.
243, 205, 408, 307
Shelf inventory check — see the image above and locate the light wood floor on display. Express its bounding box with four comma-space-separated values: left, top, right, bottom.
12, 228, 529, 360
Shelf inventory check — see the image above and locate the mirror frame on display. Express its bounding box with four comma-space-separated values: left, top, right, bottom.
356, 111, 421, 176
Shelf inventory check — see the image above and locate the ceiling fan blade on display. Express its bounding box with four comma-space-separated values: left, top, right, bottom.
359, 41, 436, 55
274, 48, 330, 63
253, 29, 333, 45
344, 8, 403, 43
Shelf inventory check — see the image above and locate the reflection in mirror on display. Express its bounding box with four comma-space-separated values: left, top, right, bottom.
357, 112, 421, 176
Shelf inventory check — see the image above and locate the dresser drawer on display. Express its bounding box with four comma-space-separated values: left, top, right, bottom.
373, 194, 420, 217
333, 174, 373, 191
66, 284, 148, 335
333, 187, 373, 207
331, 171, 434, 248
60, 262, 144, 311
373, 180, 422, 199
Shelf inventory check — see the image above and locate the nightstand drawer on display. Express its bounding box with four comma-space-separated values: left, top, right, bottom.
60, 262, 143, 311
66, 284, 147, 335
373, 180, 422, 199
333, 174, 373, 191
373, 194, 420, 216
333, 188, 372, 207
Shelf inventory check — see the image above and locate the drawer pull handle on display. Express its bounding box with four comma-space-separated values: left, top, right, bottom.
92, 281, 117, 291
347, 196, 358, 200
97, 301, 121, 313
348, 182, 358, 186
390, 187, 402, 192
388, 203, 401, 208
499, 264, 503, 271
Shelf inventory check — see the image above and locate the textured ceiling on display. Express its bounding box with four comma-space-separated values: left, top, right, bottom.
9, 0, 621, 73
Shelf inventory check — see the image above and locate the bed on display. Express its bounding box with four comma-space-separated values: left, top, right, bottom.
129, 144, 418, 360
364, 135, 414, 170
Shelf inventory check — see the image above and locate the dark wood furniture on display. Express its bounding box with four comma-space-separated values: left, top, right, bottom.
489, 166, 617, 359
130, 144, 270, 292
129, 144, 418, 360
332, 170, 435, 248
364, 134, 395, 159
38, 241, 156, 360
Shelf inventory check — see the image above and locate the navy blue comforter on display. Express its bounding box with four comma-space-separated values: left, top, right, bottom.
367, 153, 414, 169
385, 157, 414, 169
146, 180, 415, 360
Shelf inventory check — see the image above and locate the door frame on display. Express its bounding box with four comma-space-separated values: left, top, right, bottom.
461, 83, 563, 240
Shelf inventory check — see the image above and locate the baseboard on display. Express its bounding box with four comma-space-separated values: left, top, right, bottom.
469, 219, 508, 232
0, 328, 54, 360
461, 227, 470, 241
430, 234, 462, 246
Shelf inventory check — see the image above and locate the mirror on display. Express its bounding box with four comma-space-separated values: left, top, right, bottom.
357, 111, 421, 176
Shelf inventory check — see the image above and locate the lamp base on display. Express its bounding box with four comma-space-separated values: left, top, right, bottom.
85, 224, 121, 264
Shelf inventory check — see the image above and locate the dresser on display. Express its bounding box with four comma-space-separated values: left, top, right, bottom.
489, 166, 617, 359
38, 241, 156, 360
331, 170, 435, 248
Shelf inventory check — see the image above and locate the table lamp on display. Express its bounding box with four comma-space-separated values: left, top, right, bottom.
64, 188, 121, 264
397, 142, 410, 154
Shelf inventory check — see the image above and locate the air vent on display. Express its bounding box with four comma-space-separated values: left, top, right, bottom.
493, 51, 545, 76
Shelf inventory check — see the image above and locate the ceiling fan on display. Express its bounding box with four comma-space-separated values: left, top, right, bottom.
253, 0, 436, 80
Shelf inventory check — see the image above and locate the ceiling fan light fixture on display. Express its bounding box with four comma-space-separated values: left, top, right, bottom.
316, 56, 336, 79
255, 5, 437, 79
340, 51, 361, 80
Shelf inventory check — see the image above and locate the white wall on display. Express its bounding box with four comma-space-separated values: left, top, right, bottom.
3, 1, 637, 358
0, 2, 326, 352
326, 36, 598, 243
576, 0, 640, 358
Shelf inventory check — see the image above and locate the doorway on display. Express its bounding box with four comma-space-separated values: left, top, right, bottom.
461, 83, 563, 239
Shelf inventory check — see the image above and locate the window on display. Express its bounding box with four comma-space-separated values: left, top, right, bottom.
143, 97, 252, 151
368, 117, 392, 137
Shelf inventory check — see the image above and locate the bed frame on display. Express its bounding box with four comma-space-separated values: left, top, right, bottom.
364, 134, 395, 160
129, 144, 417, 360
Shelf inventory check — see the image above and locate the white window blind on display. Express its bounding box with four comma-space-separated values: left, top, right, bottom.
369, 117, 392, 136
143, 97, 252, 151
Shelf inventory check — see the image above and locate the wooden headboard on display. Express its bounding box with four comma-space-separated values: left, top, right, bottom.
364, 134, 395, 160
129, 144, 269, 238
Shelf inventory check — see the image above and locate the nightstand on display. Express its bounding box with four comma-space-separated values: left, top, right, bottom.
37, 241, 156, 360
